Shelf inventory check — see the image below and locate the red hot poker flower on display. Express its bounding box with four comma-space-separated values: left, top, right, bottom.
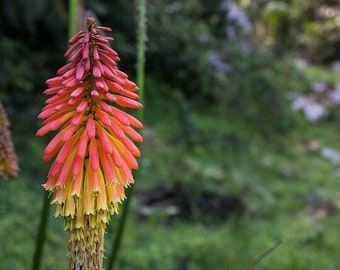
0, 102, 19, 180
36, 17, 143, 269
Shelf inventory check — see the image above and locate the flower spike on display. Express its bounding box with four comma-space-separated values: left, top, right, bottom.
0, 102, 19, 180
37, 17, 142, 269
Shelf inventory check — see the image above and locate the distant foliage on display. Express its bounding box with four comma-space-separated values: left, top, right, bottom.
245, 0, 340, 63
0, 0, 67, 107
0, 0, 314, 139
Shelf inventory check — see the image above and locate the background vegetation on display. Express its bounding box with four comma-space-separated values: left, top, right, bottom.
0, 0, 339, 269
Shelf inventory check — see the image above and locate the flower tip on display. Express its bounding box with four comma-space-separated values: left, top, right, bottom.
86, 17, 96, 28
97, 26, 112, 32
68, 31, 84, 45
45, 76, 63, 86
36, 125, 50, 136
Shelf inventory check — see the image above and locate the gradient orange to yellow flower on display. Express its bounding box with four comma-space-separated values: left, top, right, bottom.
36, 18, 142, 267
0, 102, 19, 180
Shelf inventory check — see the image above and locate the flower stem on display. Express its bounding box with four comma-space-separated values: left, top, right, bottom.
106, 187, 134, 270
68, 0, 78, 39
31, 191, 50, 270
136, 0, 146, 109
106, 1, 146, 269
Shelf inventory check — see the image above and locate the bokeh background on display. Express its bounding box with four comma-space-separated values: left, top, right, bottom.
0, 0, 340, 269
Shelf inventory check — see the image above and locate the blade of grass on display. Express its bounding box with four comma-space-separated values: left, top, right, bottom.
246, 240, 282, 270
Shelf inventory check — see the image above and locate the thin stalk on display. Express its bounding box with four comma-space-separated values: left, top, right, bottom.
106, 1, 146, 269
106, 187, 134, 270
136, 0, 146, 108
68, 0, 78, 39
246, 241, 281, 270
31, 192, 50, 270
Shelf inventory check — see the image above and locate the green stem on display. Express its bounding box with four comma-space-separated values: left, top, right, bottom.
136, 0, 146, 109
246, 241, 281, 270
106, 1, 146, 269
68, 0, 78, 39
31, 191, 50, 270
106, 187, 134, 270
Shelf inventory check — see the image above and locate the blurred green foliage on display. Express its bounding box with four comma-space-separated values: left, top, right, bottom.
245, 0, 340, 63
0, 0, 339, 269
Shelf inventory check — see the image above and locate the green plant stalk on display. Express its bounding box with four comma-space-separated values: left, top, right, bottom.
136, 0, 146, 107
31, 191, 50, 270
106, 1, 146, 269
68, 0, 78, 39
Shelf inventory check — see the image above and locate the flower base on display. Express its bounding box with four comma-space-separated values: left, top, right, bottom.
66, 215, 105, 270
